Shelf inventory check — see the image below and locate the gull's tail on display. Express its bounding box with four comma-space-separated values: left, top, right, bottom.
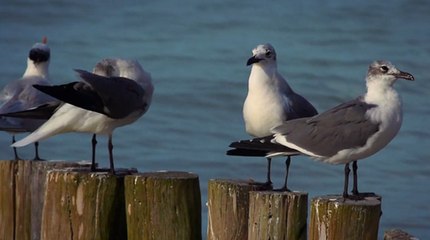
12, 127, 50, 147
11, 113, 65, 148
227, 136, 300, 158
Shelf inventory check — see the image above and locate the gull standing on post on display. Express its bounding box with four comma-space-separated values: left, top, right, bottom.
0, 37, 55, 160
232, 43, 317, 190
11, 58, 154, 173
228, 60, 414, 198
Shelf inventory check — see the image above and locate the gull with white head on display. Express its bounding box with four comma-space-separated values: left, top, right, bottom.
228, 60, 414, 198
230, 43, 318, 190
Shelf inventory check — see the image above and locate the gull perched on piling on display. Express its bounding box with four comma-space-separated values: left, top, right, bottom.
12, 58, 154, 173
0, 37, 55, 160
228, 60, 414, 198
229, 43, 318, 190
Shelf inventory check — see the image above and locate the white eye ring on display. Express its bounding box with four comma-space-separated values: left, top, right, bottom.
380, 66, 389, 73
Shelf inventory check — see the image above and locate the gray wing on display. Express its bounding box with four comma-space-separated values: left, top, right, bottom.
273, 98, 380, 157
0, 118, 28, 132
287, 92, 318, 119
0, 76, 54, 114
0, 101, 61, 119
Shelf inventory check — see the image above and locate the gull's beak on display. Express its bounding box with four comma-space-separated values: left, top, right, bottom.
395, 70, 415, 81
246, 55, 261, 66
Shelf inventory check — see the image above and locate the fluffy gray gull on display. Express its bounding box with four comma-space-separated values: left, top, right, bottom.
231, 43, 317, 190
228, 60, 414, 198
12, 58, 154, 173
0, 37, 55, 160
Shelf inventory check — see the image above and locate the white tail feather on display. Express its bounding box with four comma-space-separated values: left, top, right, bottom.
12, 131, 48, 147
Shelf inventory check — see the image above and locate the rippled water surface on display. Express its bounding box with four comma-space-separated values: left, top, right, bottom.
1, 0, 429, 238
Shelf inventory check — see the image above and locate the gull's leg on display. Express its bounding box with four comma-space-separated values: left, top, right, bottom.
12, 135, 20, 160
352, 160, 359, 196
33, 141, 42, 160
108, 134, 115, 174
91, 134, 97, 171
343, 163, 351, 198
265, 157, 272, 186
280, 156, 292, 191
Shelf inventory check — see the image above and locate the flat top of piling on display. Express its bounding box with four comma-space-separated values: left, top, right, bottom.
48, 167, 138, 176
209, 178, 267, 186
249, 190, 308, 196
130, 171, 199, 179
312, 193, 381, 206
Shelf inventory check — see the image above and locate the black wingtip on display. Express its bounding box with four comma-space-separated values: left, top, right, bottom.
0, 102, 59, 119
74, 69, 93, 79
227, 148, 268, 157
33, 84, 56, 96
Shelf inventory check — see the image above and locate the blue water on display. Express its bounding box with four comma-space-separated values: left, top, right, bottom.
1, 0, 429, 238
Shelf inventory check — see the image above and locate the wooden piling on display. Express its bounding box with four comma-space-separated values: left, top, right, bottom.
309, 194, 382, 240
206, 179, 271, 240
40, 168, 135, 240
248, 191, 308, 240
0, 160, 16, 240
0, 160, 89, 240
124, 171, 202, 240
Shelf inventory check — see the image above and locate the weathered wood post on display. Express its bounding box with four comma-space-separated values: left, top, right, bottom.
40, 168, 135, 240
248, 191, 308, 240
0, 160, 17, 240
309, 194, 382, 240
206, 179, 271, 240
0, 160, 89, 240
124, 171, 201, 240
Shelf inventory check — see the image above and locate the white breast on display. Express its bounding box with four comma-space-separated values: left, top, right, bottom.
243, 66, 288, 137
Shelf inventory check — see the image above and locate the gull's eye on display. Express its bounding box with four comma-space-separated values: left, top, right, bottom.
380, 65, 389, 73
265, 50, 272, 57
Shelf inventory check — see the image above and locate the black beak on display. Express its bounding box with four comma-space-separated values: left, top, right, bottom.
395, 71, 414, 81
246, 56, 261, 66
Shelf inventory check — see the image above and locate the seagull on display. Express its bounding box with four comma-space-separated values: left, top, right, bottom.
0, 37, 55, 160
228, 60, 414, 198
11, 58, 154, 173
232, 43, 318, 190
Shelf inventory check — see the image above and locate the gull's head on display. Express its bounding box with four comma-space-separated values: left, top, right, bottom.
93, 58, 146, 81
28, 36, 50, 65
93, 59, 121, 77
93, 58, 152, 86
247, 43, 277, 66
367, 60, 414, 86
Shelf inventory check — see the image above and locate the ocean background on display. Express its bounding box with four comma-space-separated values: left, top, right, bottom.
1, 0, 429, 238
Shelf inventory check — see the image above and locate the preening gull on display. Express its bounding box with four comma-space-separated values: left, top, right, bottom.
12, 58, 154, 173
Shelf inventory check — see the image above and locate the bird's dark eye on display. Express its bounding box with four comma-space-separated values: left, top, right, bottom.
265, 50, 272, 57
380, 65, 389, 73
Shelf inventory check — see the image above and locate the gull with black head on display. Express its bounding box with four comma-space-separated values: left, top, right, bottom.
0, 37, 56, 160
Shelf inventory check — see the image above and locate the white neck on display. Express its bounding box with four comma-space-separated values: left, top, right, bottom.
23, 58, 49, 78
364, 76, 397, 104
364, 77, 402, 128
248, 64, 270, 89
